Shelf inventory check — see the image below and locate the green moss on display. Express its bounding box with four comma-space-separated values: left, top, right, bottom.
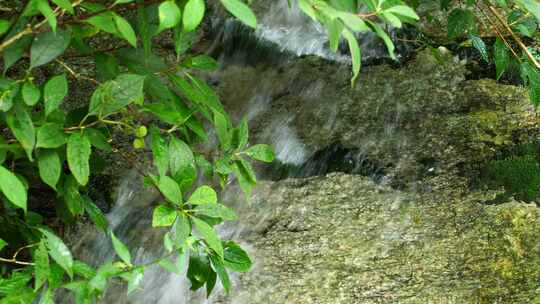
484, 154, 540, 202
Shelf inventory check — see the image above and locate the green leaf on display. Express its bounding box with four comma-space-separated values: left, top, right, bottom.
327, 18, 343, 52
233, 117, 249, 150
158, 1, 182, 32
0, 165, 27, 211
494, 37, 509, 80
447, 8, 476, 38
30, 29, 71, 68
22, 81, 41, 106
337, 12, 369, 32
38, 149, 61, 190
34, 240, 50, 290
214, 110, 231, 150
223, 241, 251, 272
84, 128, 112, 151
0, 239, 6, 251
37, 0, 57, 32
244, 144, 275, 163
114, 14, 137, 47
62, 175, 84, 215
344, 28, 361, 85
183, 0, 205, 32
189, 185, 217, 205
157, 176, 183, 205
169, 137, 196, 185
209, 254, 231, 294
150, 125, 169, 177
385, 5, 420, 20
110, 231, 131, 265
195, 203, 237, 221
86, 12, 119, 35
6, 102, 35, 161
185, 54, 218, 71
175, 213, 191, 245
52, 0, 74, 14
84, 197, 108, 233
37, 123, 66, 148
516, 0, 540, 23
233, 159, 256, 200
368, 21, 395, 60
43, 73, 68, 116
521, 60, 540, 106
126, 267, 144, 295
0, 20, 10, 36
39, 228, 73, 277
95, 53, 119, 81
152, 204, 178, 227
89, 74, 145, 116
220, 0, 257, 28
67, 132, 91, 186
192, 217, 224, 257
469, 34, 488, 62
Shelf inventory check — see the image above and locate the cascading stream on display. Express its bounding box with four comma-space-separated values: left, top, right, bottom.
69, 1, 408, 303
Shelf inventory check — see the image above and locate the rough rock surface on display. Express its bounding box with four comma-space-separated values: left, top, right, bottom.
216, 173, 540, 304
215, 49, 539, 187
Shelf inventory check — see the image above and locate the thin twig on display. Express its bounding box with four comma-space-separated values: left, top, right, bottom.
488, 5, 540, 69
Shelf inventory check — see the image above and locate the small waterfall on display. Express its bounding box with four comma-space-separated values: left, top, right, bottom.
71, 1, 415, 302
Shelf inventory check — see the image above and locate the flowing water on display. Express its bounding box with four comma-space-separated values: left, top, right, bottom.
71, 2, 402, 303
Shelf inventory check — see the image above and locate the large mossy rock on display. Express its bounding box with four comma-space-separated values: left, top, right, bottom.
216, 48, 539, 186
218, 173, 540, 303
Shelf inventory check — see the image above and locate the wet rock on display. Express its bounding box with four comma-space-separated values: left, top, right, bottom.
215, 48, 539, 187
217, 173, 540, 303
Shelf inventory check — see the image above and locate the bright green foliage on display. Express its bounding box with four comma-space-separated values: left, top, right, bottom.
0, 0, 537, 302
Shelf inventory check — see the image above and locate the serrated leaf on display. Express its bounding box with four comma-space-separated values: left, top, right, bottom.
220, 0, 257, 28
38, 149, 61, 190
39, 228, 73, 277
43, 73, 68, 116
22, 81, 41, 106
183, 0, 205, 32
158, 176, 183, 205
189, 185, 217, 205
192, 217, 223, 257
67, 132, 91, 186
110, 231, 131, 265
0, 165, 27, 211
30, 29, 71, 68
152, 204, 178, 227
62, 175, 84, 215
37, 123, 66, 148
6, 102, 35, 161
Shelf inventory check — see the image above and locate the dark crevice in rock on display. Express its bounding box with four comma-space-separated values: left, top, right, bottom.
265, 142, 387, 183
